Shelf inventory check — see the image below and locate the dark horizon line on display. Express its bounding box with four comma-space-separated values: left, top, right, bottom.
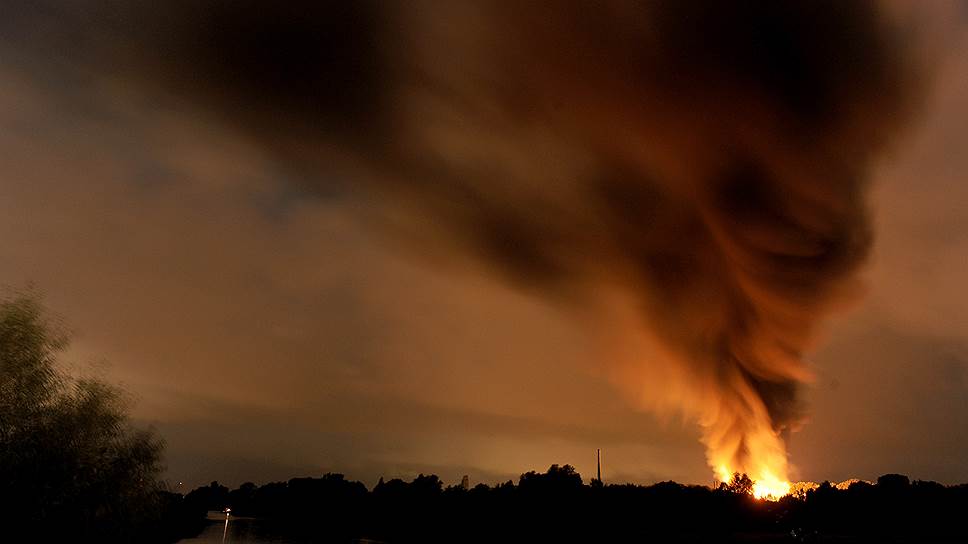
173, 465, 968, 495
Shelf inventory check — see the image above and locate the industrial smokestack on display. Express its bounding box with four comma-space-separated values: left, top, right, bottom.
597, 448, 602, 484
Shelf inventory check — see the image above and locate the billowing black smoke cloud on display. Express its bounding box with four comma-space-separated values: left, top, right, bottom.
2, 1, 918, 482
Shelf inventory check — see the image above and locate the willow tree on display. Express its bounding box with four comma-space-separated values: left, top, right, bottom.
0, 292, 165, 540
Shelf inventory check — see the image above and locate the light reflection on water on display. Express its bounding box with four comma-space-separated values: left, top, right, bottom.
177, 512, 301, 544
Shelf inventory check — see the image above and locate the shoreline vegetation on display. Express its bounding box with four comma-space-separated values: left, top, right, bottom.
3, 293, 968, 542
177, 469, 968, 543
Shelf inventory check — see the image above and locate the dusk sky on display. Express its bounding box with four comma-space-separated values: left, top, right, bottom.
2, 2, 967, 491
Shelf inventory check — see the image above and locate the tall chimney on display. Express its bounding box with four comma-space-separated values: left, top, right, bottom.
597, 448, 602, 483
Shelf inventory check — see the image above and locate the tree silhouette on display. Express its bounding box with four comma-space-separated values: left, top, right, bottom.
0, 292, 173, 541
172, 467, 968, 543
724, 472, 754, 495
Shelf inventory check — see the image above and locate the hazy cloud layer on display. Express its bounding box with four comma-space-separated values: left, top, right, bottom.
0, 2, 966, 487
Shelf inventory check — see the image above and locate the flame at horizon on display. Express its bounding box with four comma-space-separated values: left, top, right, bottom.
710, 405, 792, 500
0, 1, 923, 485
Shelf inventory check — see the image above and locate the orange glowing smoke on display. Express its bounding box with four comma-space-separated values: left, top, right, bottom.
19, 1, 916, 500
703, 370, 797, 500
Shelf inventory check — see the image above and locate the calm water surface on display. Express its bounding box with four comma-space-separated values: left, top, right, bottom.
178, 512, 308, 543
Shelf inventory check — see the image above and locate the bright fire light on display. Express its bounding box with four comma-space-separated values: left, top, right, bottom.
717, 465, 791, 501
751, 473, 791, 500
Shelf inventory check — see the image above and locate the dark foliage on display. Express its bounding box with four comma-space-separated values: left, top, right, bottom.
722, 472, 755, 495
0, 293, 202, 542
185, 467, 968, 543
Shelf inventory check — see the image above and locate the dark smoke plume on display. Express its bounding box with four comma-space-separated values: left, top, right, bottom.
1, 0, 919, 484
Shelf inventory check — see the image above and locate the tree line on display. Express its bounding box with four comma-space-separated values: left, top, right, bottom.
3, 291, 968, 543
183, 467, 968, 543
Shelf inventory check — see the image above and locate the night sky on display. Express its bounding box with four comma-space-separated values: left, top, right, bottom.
1, 2, 967, 490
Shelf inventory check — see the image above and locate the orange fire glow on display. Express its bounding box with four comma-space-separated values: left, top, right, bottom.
750, 473, 792, 501
717, 465, 791, 500
702, 373, 795, 501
